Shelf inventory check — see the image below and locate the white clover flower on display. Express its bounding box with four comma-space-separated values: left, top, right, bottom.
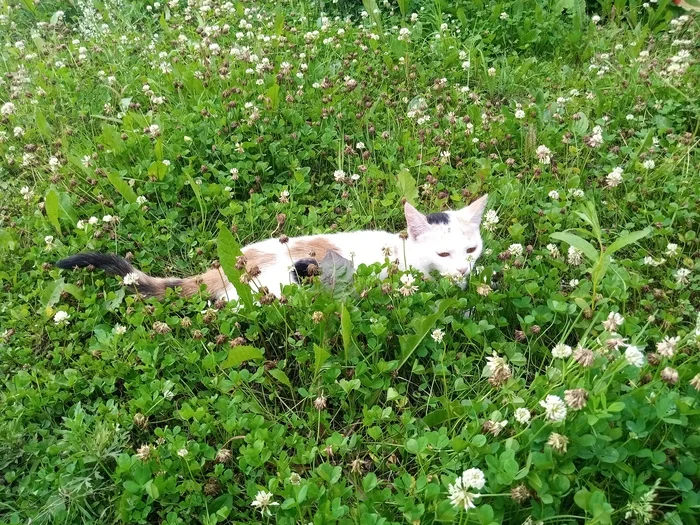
123, 272, 140, 286
674, 268, 691, 285
514, 408, 531, 425
508, 243, 523, 257
487, 67, 496, 77
569, 279, 579, 288
500, 11, 509, 19
102, 215, 114, 223
665, 243, 679, 257
333, 169, 346, 181
602, 312, 624, 332
548, 190, 560, 200
546, 243, 560, 258
656, 336, 680, 358
88, 216, 99, 225
44, 235, 54, 245
1, 101, 16, 116
539, 395, 567, 422
76, 220, 86, 229
606, 167, 623, 188
53, 310, 70, 325
461, 468, 485, 490
483, 210, 499, 232
552, 343, 573, 359
515, 109, 525, 119
536, 145, 552, 164
136, 195, 148, 205
624, 345, 645, 367
431, 328, 445, 343
567, 246, 583, 266
251, 490, 279, 516
461, 60, 471, 70
642, 159, 655, 169
113, 324, 127, 335
177, 448, 188, 457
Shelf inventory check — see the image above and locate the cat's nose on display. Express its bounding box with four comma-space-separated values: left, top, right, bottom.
457, 267, 469, 275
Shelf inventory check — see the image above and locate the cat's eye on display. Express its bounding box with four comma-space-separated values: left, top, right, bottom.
466, 247, 477, 254
437, 252, 451, 258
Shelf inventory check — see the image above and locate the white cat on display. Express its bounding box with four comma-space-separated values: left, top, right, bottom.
56, 195, 488, 303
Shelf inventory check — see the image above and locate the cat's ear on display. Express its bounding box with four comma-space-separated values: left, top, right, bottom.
456, 194, 488, 227
404, 201, 430, 239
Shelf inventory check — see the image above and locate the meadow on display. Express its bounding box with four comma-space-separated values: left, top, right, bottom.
1, 0, 699, 523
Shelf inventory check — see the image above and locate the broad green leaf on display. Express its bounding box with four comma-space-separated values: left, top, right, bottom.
319, 250, 354, 297
268, 368, 292, 388
362, 473, 378, 492
550, 232, 598, 263
222, 345, 264, 368
606, 228, 651, 256
571, 112, 588, 135
145, 480, 159, 500
314, 344, 331, 376
267, 82, 280, 111
396, 168, 419, 205
105, 288, 125, 312
217, 225, 254, 310
398, 298, 457, 369
42, 278, 65, 310
58, 192, 78, 224
45, 188, 62, 235
340, 303, 355, 361
36, 110, 52, 137
107, 171, 137, 204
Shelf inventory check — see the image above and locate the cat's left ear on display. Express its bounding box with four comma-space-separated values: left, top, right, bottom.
456, 194, 489, 227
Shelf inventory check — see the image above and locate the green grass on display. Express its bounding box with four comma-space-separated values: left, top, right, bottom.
1, 0, 699, 523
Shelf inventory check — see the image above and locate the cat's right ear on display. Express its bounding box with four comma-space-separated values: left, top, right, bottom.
404, 202, 430, 239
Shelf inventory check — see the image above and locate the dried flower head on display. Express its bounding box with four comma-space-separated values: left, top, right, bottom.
215, 448, 232, 463
153, 321, 171, 334
133, 412, 148, 429
689, 374, 700, 391
547, 432, 569, 454
511, 484, 531, 504
136, 444, 152, 461
574, 347, 595, 367
314, 394, 327, 410
312, 311, 325, 323
661, 367, 678, 385
564, 388, 588, 410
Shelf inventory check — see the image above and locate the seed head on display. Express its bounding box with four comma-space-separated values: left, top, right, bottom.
661, 367, 678, 385
153, 321, 171, 334
313, 394, 327, 410
180, 316, 192, 328
312, 311, 325, 323
133, 412, 148, 429
564, 388, 588, 410
510, 484, 531, 504
573, 347, 595, 367
230, 336, 247, 347
279, 234, 289, 244
215, 448, 233, 463
547, 432, 568, 454
689, 374, 700, 391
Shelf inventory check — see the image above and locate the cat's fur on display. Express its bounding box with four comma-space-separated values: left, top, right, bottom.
56, 195, 488, 302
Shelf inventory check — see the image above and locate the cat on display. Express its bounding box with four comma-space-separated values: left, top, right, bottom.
56, 195, 488, 303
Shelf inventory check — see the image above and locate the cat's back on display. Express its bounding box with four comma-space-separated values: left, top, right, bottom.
242, 229, 397, 268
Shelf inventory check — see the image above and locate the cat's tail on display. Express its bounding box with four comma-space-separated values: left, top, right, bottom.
55, 252, 227, 299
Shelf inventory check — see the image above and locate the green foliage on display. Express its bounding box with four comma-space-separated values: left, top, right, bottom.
0, 0, 699, 524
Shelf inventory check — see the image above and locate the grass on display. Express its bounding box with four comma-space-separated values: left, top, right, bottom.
1, 0, 699, 523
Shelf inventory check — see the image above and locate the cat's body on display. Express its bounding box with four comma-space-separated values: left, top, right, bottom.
56, 195, 488, 303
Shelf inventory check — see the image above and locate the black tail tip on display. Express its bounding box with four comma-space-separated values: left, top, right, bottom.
56, 252, 133, 276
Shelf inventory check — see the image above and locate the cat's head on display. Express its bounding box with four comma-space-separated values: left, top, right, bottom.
403, 195, 488, 278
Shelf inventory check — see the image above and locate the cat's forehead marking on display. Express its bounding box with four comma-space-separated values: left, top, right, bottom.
426, 212, 450, 225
